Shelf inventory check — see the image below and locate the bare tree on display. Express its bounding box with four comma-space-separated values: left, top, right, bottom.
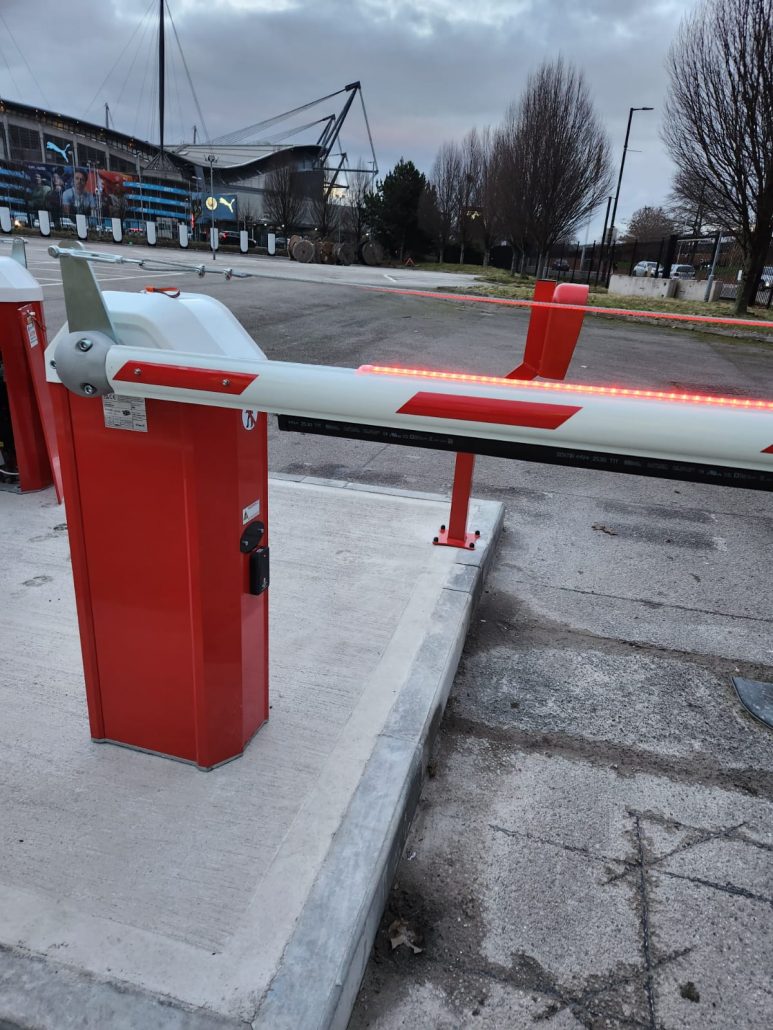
663, 0, 773, 313
262, 164, 304, 236
509, 59, 612, 274
622, 205, 677, 241
342, 166, 373, 247
311, 189, 337, 238
495, 113, 531, 273
427, 142, 461, 262
456, 130, 482, 264
667, 169, 707, 236
239, 199, 260, 232
473, 127, 502, 267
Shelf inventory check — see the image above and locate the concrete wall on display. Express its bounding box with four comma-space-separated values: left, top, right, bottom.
609, 275, 724, 303
608, 275, 677, 299
674, 278, 723, 302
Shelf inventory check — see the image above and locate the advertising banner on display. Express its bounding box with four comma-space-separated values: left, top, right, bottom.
203, 193, 237, 220
13, 163, 136, 222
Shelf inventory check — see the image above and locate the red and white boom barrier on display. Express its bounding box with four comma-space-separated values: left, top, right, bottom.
53, 339, 773, 492
38, 255, 773, 768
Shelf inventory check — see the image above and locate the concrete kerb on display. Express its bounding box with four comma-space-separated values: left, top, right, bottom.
252, 495, 504, 1030
0, 478, 503, 1030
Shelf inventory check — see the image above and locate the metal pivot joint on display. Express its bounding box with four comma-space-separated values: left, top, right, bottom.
53, 331, 114, 397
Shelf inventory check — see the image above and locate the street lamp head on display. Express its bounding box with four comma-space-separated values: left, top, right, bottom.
636, 106, 654, 112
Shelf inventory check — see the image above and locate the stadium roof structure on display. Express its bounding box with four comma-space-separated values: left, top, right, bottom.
172, 82, 378, 190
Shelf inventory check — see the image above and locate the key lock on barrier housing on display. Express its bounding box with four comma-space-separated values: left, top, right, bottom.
240, 520, 269, 597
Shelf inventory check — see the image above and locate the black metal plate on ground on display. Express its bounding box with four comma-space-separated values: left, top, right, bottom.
277, 415, 773, 491
732, 677, 773, 728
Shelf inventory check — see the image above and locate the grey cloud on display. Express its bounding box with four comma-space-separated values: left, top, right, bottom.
0, 0, 694, 234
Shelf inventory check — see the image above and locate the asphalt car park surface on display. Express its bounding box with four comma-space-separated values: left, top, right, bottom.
24, 235, 773, 1030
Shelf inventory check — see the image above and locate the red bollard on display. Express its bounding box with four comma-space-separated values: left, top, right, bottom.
0, 257, 61, 496
437, 279, 589, 549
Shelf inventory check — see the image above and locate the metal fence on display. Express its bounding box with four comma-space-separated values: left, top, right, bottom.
485, 232, 773, 305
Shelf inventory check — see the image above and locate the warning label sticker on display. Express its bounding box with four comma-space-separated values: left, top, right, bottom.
26, 322, 39, 348
102, 394, 148, 433
242, 498, 261, 524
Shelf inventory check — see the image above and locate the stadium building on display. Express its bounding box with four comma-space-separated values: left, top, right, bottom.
0, 2, 375, 241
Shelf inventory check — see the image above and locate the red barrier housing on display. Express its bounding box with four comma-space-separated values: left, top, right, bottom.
53, 387, 270, 769
0, 258, 59, 493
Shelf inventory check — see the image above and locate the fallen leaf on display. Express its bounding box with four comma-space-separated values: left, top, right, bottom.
388, 918, 424, 954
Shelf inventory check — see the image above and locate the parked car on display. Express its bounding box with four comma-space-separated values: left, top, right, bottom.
632, 260, 662, 277
760, 266, 773, 288
551, 258, 570, 271
669, 263, 696, 279
219, 230, 256, 247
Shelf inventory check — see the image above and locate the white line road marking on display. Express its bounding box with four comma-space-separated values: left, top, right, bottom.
40, 271, 188, 287
384, 274, 397, 282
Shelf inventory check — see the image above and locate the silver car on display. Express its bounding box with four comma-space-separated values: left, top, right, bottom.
669, 264, 696, 279
633, 260, 661, 277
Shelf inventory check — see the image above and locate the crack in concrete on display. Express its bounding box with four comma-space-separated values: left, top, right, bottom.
424, 945, 693, 1029
444, 711, 773, 798
489, 822, 634, 872
639, 809, 773, 853
496, 570, 773, 625
463, 587, 773, 685
357, 442, 391, 471
488, 817, 773, 917
653, 869, 773, 908
605, 818, 748, 886
633, 816, 658, 1030
422, 951, 651, 1029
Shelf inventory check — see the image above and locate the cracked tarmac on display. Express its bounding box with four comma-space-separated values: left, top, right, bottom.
350, 573, 773, 1030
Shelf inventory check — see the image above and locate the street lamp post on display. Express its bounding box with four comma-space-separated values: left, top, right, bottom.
206, 153, 217, 261
606, 106, 653, 283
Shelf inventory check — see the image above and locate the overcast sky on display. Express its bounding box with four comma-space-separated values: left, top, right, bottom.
0, 0, 695, 239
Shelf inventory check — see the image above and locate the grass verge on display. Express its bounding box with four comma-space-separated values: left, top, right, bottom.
413, 264, 773, 344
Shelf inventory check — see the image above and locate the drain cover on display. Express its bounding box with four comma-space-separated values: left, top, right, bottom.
732, 677, 773, 728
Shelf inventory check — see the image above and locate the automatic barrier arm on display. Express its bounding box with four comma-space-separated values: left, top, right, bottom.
52, 331, 773, 492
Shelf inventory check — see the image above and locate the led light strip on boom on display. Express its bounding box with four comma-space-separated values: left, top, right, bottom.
46, 249, 773, 492
52, 340, 773, 491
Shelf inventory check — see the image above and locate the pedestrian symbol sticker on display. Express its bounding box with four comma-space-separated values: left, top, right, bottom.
242, 409, 258, 431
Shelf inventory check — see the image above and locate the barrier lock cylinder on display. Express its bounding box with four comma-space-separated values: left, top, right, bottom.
240, 521, 270, 597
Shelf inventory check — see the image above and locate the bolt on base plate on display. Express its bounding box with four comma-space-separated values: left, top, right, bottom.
432, 525, 481, 550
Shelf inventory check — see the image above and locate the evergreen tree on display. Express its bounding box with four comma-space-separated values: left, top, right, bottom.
364, 158, 427, 261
